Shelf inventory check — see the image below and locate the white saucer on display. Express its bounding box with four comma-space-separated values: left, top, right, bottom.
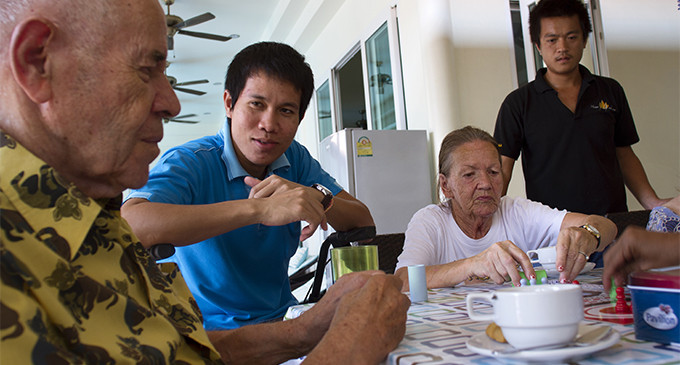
466, 323, 620, 362
540, 262, 596, 277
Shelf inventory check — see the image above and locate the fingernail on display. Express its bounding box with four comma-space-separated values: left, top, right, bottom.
560, 278, 568, 284
530, 274, 536, 279
558, 266, 564, 271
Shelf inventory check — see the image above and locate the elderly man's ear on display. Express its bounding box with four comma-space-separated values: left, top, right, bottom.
10, 19, 55, 103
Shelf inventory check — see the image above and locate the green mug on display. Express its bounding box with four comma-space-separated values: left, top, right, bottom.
330, 245, 379, 282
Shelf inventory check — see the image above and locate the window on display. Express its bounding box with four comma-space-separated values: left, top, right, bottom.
366, 22, 397, 130
316, 80, 333, 142
510, 0, 529, 87
527, 2, 544, 75
317, 6, 406, 137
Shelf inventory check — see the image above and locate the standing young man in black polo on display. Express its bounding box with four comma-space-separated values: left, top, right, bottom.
493, 0, 668, 217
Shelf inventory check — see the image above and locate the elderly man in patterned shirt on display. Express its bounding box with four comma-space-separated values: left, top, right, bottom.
0, 0, 409, 363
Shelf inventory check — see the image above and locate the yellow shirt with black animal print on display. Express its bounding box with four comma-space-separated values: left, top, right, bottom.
0, 132, 222, 364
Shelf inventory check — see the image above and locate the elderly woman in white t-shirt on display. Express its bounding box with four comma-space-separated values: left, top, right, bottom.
395, 126, 617, 289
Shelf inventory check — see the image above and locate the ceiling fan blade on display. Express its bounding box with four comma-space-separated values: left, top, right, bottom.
170, 119, 199, 124
167, 35, 174, 50
173, 12, 215, 29
175, 79, 209, 87
177, 29, 234, 42
173, 86, 206, 96
173, 114, 198, 119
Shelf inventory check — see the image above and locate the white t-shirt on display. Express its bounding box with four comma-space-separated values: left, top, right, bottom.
395, 196, 567, 270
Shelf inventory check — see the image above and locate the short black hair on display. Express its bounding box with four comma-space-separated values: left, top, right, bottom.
224, 42, 314, 123
529, 0, 592, 46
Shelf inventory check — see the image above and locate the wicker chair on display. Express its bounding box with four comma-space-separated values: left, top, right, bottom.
358, 233, 405, 275
583, 209, 652, 267
605, 209, 651, 238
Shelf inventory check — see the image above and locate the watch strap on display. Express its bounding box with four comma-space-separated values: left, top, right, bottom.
311, 183, 333, 211
579, 224, 601, 249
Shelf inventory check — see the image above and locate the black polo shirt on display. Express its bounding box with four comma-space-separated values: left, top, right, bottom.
493, 65, 639, 215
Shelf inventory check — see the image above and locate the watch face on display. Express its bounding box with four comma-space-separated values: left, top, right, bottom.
586, 224, 600, 236
316, 184, 331, 196
313, 184, 333, 210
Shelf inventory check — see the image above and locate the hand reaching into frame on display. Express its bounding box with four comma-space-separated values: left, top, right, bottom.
602, 226, 680, 292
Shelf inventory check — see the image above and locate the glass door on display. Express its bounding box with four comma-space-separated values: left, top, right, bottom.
365, 22, 396, 130
316, 80, 333, 142
333, 47, 367, 130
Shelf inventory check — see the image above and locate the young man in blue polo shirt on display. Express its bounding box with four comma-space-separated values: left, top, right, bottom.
493, 0, 668, 216
122, 42, 375, 330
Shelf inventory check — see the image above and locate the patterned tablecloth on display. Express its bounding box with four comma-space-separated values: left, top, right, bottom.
285, 269, 680, 364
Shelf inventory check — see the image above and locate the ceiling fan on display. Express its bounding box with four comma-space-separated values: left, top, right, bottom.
167, 75, 208, 96
163, 114, 199, 124
164, 0, 239, 51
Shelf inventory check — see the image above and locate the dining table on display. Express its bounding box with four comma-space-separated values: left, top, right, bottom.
284, 267, 680, 364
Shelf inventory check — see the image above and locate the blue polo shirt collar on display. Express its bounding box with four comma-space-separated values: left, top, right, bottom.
219, 121, 290, 181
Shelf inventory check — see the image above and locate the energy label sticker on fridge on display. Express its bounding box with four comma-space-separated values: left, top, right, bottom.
356, 136, 373, 157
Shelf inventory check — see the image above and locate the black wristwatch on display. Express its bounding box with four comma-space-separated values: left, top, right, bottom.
579, 224, 601, 249
311, 183, 333, 211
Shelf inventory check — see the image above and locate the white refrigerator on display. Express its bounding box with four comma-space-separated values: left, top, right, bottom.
319, 129, 433, 235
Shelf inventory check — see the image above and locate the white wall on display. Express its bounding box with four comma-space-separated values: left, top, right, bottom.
599, 0, 680, 207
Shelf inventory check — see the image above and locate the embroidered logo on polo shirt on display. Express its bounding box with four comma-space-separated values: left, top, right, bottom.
591, 100, 616, 112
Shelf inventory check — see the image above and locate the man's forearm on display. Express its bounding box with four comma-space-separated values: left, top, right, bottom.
207, 320, 312, 365
325, 191, 375, 232
121, 198, 262, 247
616, 146, 662, 209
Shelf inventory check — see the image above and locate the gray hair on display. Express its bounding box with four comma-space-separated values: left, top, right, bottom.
436, 126, 501, 201
0, 0, 126, 123
0, 0, 112, 52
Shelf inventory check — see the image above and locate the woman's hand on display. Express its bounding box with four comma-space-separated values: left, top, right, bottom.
557, 213, 618, 283
554, 226, 599, 283
465, 240, 536, 287
396, 242, 535, 290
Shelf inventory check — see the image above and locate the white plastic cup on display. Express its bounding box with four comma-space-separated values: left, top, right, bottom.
526, 246, 557, 265
408, 264, 428, 302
